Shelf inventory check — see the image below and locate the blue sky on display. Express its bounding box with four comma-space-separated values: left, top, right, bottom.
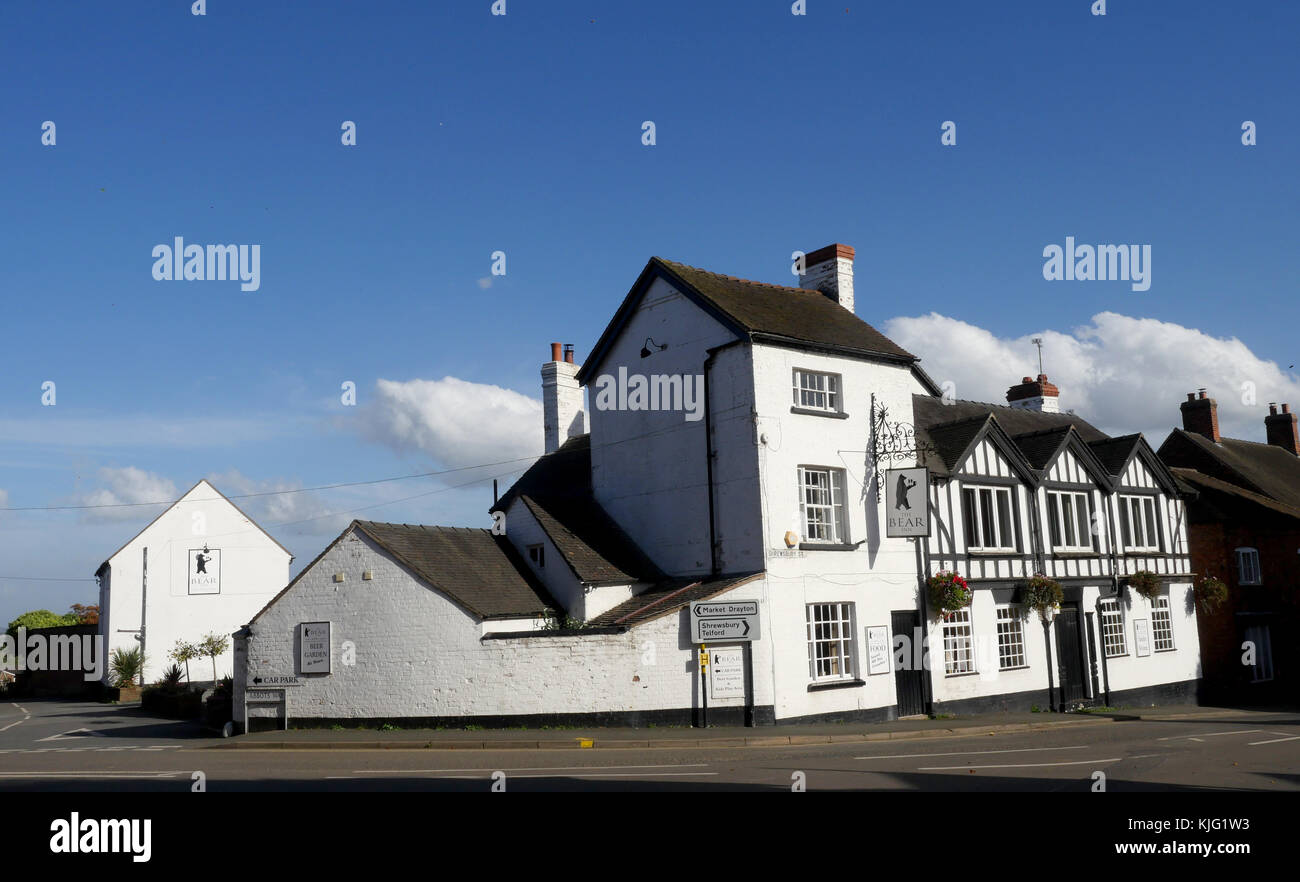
1, 1, 1297, 625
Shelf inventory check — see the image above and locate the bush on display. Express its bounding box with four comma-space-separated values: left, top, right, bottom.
6, 609, 78, 638
109, 647, 146, 688
159, 664, 185, 687
928, 571, 972, 618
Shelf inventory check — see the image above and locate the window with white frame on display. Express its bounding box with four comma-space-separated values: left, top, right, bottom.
806, 603, 856, 681
996, 606, 1027, 669
792, 369, 841, 413
962, 486, 1016, 551
1243, 622, 1274, 682
1236, 547, 1261, 585
942, 607, 976, 675
1119, 494, 1161, 552
1151, 595, 1175, 651
799, 466, 847, 544
1046, 490, 1094, 552
1099, 597, 1127, 657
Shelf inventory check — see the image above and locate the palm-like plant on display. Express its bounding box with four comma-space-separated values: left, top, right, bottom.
109, 647, 146, 688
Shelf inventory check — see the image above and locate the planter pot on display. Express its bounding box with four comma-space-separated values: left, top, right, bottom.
116, 685, 142, 703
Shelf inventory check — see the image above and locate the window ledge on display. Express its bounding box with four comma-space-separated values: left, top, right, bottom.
790, 406, 850, 420
998, 665, 1031, 672
799, 542, 858, 552
807, 678, 865, 692
1051, 551, 1100, 558
944, 671, 981, 678
967, 549, 1021, 556
1154, 648, 1177, 654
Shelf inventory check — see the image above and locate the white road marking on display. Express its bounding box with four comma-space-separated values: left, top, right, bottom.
0, 771, 186, 779
0, 718, 26, 732
1157, 729, 1260, 741
1247, 735, 1300, 746
856, 745, 1089, 760
918, 757, 1122, 771
350, 763, 712, 774
37, 727, 106, 742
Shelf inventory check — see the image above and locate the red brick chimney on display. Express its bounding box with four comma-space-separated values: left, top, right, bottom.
1006, 374, 1060, 413
1180, 389, 1220, 442
1265, 402, 1299, 455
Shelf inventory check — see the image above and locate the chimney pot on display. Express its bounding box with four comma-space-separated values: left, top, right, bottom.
1186, 393, 1196, 402
1180, 390, 1220, 442
1198, 389, 1207, 399
1265, 401, 1300, 456
550, 342, 563, 362
1270, 403, 1279, 415
1022, 377, 1033, 384
563, 344, 575, 364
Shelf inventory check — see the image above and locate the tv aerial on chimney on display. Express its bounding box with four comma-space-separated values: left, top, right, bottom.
1031, 337, 1045, 376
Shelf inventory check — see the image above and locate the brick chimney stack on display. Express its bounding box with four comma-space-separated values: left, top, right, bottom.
1006, 374, 1060, 413
799, 244, 855, 314
542, 342, 585, 454
1265, 402, 1299, 455
1180, 389, 1220, 443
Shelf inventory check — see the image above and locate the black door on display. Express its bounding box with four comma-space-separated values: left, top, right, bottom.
891, 610, 928, 717
1054, 603, 1087, 706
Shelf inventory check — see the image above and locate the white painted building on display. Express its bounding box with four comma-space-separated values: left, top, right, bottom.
234, 244, 1201, 730
96, 480, 292, 685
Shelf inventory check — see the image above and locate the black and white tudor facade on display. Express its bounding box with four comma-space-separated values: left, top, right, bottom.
914, 389, 1198, 714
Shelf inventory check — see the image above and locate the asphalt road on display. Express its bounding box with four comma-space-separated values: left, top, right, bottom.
2, 699, 1297, 792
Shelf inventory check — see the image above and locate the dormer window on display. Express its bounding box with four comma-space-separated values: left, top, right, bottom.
1119, 494, 1161, 552
961, 486, 1016, 552
792, 369, 841, 414
1046, 490, 1094, 552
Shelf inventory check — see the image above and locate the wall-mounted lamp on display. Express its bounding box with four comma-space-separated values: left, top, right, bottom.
640, 337, 668, 358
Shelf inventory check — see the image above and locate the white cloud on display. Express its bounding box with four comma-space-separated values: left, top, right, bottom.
884, 311, 1300, 443
77, 467, 178, 521
363, 376, 544, 469
477, 277, 493, 290
205, 469, 344, 535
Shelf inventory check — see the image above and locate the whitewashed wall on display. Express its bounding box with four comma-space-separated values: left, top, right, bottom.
237, 527, 774, 726
98, 481, 291, 684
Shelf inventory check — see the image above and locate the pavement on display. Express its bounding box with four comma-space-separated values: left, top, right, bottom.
209, 703, 1255, 750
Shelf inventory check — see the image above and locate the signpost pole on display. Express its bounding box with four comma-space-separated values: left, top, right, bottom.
699, 643, 708, 729
743, 641, 754, 727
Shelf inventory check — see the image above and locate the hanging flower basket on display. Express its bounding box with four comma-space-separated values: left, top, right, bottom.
1022, 573, 1064, 621
1126, 569, 1161, 601
1194, 576, 1228, 616
928, 571, 972, 619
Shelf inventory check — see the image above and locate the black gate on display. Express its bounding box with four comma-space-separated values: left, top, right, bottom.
1054, 603, 1087, 706
891, 610, 928, 717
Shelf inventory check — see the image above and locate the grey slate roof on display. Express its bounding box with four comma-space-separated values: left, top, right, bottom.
1088, 434, 1143, 477
912, 395, 1108, 443
1160, 429, 1300, 511
654, 258, 919, 362
1168, 467, 1300, 522
493, 435, 664, 585
352, 521, 558, 619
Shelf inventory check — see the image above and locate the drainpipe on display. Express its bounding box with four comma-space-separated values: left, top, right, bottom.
702, 341, 742, 577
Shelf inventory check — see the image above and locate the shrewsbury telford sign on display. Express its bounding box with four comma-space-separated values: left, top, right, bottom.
689, 601, 761, 643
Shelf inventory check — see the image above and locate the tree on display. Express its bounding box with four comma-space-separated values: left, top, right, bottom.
198, 632, 231, 684
69, 603, 100, 625
6, 609, 78, 639
169, 639, 200, 683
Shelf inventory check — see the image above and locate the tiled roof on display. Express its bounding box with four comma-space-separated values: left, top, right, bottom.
352, 521, 558, 619
494, 435, 664, 585
1168, 467, 1300, 523
586, 572, 765, 628
1161, 429, 1300, 511
653, 258, 919, 362
912, 395, 1108, 443
1088, 434, 1143, 477
1011, 425, 1076, 471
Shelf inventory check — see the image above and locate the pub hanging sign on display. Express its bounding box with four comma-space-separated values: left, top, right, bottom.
884, 467, 930, 538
